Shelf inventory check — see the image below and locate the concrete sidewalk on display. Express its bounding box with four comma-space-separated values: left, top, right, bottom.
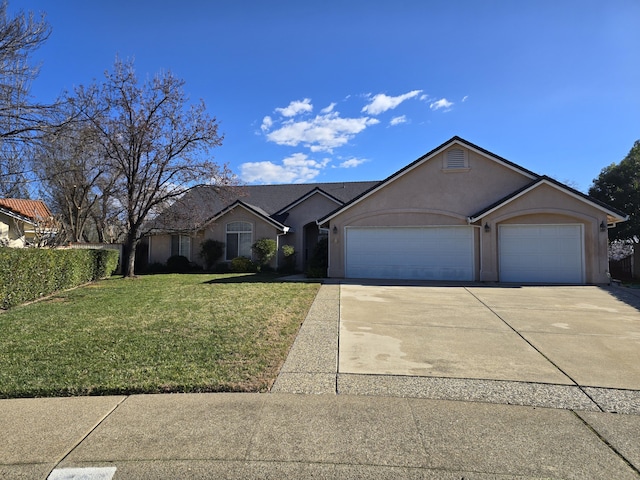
3, 393, 640, 479
1, 283, 640, 479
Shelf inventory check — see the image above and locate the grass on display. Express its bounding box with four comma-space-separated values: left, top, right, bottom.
0, 273, 321, 398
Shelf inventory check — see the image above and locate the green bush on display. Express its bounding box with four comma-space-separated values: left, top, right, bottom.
95, 249, 120, 279
0, 247, 120, 310
305, 237, 328, 278
145, 262, 167, 274
280, 244, 296, 273
230, 256, 257, 273
251, 238, 277, 270
166, 255, 191, 273
200, 239, 225, 270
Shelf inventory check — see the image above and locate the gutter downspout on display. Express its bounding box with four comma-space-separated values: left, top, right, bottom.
467, 217, 483, 282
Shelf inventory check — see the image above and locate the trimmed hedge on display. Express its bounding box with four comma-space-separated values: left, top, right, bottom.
0, 248, 120, 310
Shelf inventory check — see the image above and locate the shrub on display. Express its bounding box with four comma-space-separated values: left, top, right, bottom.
145, 262, 167, 274
230, 256, 257, 273
280, 244, 296, 273
305, 237, 328, 278
214, 261, 230, 273
94, 249, 120, 279
251, 238, 277, 270
200, 239, 225, 270
166, 255, 191, 273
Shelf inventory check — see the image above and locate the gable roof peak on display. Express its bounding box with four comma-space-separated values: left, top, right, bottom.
317, 137, 540, 225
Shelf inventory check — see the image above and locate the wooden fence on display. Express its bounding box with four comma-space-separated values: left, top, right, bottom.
610, 255, 633, 280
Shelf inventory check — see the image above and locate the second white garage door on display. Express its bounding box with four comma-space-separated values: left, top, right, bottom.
345, 226, 474, 280
499, 224, 584, 283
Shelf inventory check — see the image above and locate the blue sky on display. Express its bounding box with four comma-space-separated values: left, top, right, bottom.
11, 0, 640, 192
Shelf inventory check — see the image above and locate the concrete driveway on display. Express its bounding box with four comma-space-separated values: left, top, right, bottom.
339, 284, 640, 392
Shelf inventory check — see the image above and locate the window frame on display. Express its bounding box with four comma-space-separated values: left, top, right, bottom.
226, 221, 253, 260
171, 234, 192, 260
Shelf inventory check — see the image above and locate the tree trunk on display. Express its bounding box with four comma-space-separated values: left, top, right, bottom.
123, 234, 138, 277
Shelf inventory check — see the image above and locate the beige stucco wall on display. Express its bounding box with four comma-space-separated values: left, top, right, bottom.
327, 146, 534, 278
326, 146, 611, 284
476, 183, 610, 284
149, 206, 282, 269
0, 213, 26, 247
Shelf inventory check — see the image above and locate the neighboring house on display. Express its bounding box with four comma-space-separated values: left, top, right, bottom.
148, 136, 627, 284
0, 199, 55, 248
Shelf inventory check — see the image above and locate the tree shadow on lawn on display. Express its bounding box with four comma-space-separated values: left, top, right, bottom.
203, 272, 298, 284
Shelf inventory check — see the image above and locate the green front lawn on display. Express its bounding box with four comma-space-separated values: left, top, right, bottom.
0, 273, 320, 398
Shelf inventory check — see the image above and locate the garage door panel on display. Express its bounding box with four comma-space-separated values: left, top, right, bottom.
499, 225, 584, 284
345, 227, 474, 281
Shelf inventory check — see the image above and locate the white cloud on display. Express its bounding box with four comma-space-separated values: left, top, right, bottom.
261, 115, 273, 132
320, 102, 336, 114
240, 153, 330, 184
361, 90, 422, 115
266, 112, 379, 153
339, 157, 368, 168
275, 98, 313, 117
430, 98, 454, 111
390, 115, 407, 126
461, 95, 469, 102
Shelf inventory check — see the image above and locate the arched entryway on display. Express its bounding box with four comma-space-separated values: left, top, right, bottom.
303, 222, 327, 270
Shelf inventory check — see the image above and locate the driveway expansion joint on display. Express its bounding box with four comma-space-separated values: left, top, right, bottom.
573, 410, 640, 477
463, 286, 583, 387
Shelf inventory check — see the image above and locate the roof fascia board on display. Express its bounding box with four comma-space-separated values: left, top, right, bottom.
319, 136, 538, 225
275, 188, 343, 215
469, 179, 628, 223
0, 207, 35, 225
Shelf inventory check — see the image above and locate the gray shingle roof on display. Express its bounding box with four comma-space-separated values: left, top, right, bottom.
148, 181, 379, 233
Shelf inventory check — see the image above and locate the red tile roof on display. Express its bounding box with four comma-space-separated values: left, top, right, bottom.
0, 199, 53, 221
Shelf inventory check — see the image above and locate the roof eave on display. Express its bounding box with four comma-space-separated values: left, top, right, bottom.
468, 178, 629, 224
0, 207, 36, 225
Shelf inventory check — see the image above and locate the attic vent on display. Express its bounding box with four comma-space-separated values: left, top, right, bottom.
446, 149, 466, 168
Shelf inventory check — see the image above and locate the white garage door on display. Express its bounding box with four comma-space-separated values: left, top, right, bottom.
499, 224, 584, 283
345, 226, 474, 280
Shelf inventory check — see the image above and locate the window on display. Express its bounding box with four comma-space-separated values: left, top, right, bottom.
171, 234, 191, 260
443, 148, 469, 171
226, 221, 252, 260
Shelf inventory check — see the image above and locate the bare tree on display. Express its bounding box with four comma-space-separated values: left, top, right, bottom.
70, 58, 232, 276
36, 117, 115, 243
0, 1, 51, 196
0, 140, 29, 196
